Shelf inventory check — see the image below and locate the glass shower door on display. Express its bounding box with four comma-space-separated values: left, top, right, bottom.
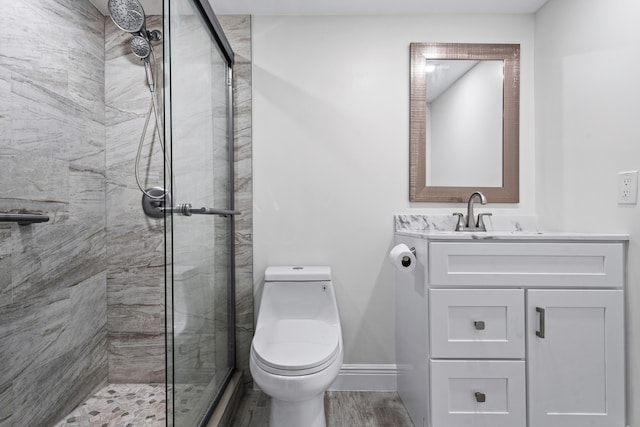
164, 0, 236, 425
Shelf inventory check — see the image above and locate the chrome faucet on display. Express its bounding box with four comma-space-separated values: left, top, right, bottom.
453, 191, 492, 232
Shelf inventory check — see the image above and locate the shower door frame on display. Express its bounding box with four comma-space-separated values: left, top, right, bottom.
164, 0, 237, 425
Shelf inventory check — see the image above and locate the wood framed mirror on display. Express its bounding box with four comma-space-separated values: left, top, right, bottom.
409, 43, 520, 203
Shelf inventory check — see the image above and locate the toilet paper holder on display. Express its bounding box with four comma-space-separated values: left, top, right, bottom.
401, 247, 417, 267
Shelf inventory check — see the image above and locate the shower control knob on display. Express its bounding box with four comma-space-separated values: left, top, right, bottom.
141, 187, 169, 218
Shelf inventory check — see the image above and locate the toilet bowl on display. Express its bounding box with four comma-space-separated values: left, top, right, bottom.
250, 266, 343, 427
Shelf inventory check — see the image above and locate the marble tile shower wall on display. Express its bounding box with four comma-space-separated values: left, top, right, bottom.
105, 15, 166, 383
0, 1, 108, 426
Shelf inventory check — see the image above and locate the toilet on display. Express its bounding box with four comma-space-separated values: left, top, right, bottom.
250, 266, 343, 427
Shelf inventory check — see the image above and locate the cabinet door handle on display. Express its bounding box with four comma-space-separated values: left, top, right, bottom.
475, 392, 486, 403
536, 307, 545, 338
474, 320, 485, 330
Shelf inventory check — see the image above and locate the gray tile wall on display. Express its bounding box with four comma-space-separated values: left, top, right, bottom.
105, 15, 166, 383
0, 1, 108, 425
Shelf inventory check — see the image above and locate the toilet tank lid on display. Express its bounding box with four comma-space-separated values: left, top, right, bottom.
265, 266, 331, 281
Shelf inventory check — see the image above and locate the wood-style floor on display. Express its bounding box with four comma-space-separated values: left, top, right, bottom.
230, 390, 414, 426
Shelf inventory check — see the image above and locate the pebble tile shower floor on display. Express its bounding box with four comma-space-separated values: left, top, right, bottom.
55, 384, 166, 427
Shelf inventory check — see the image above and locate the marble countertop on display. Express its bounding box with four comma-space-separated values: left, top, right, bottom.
396, 230, 630, 241
394, 214, 629, 241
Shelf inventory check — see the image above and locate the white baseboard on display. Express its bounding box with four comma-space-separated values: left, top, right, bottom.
329, 364, 398, 391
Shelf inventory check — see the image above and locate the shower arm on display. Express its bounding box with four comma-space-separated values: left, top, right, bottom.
161, 203, 240, 218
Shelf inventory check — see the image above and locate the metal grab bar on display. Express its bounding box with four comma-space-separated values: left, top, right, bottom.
0, 212, 50, 226
162, 203, 240, 217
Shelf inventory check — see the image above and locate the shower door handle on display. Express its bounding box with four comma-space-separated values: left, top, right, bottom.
184, 205, 241, 217
163, 203, 240, 217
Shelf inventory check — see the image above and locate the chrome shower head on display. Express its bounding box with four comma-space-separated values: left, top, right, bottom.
130, 35, 151, 59
108, 0, 146, 33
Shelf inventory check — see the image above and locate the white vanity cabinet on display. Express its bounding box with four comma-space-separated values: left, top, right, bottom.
394, 232, 627, 427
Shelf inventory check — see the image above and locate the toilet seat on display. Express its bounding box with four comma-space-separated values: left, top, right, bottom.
252, 319, 340, 376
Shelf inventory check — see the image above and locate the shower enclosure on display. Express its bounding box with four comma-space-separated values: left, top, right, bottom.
164, 0, 237, 425
0, 0, 238, 425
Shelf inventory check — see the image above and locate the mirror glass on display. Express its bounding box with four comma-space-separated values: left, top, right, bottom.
410, 43, 520, 203
426, 59, 503, 187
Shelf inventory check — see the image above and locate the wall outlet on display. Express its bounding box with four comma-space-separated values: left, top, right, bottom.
618, 170, 638, 205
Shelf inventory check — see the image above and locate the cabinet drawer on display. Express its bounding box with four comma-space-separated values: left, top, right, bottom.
430, 289, 525, 359
429, 242, 624, 288
430, 360, 526, 427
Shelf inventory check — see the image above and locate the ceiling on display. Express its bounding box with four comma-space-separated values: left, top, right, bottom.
90, 0, 548, 16
90, 0, 162, 15
211, 0, 549, 15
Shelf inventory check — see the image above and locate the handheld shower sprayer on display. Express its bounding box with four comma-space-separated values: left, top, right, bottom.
130, 36, 154, 92
130, 35, 151, 58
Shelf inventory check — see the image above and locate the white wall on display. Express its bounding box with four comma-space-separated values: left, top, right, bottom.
535, 0, 640, 423
253, 15, 535, 365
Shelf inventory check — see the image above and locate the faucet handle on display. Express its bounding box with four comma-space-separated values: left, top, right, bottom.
477, 213, 493, 231
453, 212, 465, 231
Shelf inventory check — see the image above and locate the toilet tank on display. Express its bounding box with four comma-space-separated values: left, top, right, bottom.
265, 266, 331, 282
258, 266, 339, 324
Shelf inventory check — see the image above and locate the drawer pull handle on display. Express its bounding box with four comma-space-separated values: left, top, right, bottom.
536, 307, 546, 338
474, 320, 485, 330
475, 392, 486, 403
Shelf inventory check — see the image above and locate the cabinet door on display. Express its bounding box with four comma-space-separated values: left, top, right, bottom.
527, 290, 625, 427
